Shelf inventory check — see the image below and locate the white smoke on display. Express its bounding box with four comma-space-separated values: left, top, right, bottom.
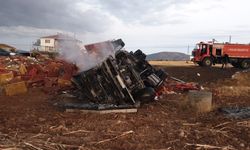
57, 35, 117, 72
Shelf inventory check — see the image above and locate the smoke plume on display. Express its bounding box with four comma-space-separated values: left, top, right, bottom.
57, 35, 117, 72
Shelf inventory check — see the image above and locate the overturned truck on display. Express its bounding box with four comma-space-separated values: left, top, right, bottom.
69, 39, 167, 108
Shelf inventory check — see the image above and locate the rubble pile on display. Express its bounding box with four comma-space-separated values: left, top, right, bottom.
0, 55, 77, 95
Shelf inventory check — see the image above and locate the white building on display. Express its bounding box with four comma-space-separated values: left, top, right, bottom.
36, 34, 81, 52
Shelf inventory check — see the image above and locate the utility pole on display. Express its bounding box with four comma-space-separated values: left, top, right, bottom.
229, 35, 232, 43
187, 45, 190, 55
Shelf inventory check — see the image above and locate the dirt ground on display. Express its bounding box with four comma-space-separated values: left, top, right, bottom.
0, 61, 249, 150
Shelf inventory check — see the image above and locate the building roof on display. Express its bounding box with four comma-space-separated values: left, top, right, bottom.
41, 34, 70, 39
41, 35, 60, 39
0, 43, 16, 51
41, 34, 77, 40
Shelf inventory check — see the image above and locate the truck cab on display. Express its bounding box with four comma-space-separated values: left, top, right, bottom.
192, 42, 213, 66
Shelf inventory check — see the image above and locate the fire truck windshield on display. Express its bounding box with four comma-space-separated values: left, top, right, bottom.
195, 44, 200, 50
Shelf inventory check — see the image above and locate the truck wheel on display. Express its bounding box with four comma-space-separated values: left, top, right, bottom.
240, 60, 250, 69
231, 62, 240, 68
202, 57, 212, 67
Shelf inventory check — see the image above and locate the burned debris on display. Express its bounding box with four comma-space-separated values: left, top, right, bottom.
72, 50, 167, 104
70, 39, 167, 108
219, 107, 250, 119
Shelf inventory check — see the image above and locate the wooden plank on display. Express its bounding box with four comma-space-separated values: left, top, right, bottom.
66, 108, 137, 114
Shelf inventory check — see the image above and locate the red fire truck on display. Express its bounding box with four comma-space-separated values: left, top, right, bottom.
192, 42, 250, 69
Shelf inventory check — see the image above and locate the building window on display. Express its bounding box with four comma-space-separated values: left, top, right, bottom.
45, 39, 50, 43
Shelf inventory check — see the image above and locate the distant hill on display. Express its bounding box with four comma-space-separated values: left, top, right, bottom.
146, 52, 190, 61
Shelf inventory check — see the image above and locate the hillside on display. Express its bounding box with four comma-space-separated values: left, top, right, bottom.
146, 52, 190, 61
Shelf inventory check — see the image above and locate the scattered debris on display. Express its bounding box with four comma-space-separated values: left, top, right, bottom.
156, 80, 200, 96
59, 102, 140, 110
66, 108, 138, 114
94, 130, 134, 145
185, 143, 236, 150
0, 55, 77, 96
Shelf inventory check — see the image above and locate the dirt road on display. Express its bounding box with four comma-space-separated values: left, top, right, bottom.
0, 61, 249, 150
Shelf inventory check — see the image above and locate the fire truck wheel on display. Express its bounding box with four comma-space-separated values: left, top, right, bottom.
202, 57, 212, 67
240, 60, 250, 69
231, 62, 240, 68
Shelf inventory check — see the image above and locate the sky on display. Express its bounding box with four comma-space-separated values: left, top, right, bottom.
0, 0, 250, 54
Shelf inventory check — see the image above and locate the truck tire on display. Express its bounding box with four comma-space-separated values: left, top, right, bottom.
240, 59, 250, 69
231, 62, 240, 68
202, 57, 212, 67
